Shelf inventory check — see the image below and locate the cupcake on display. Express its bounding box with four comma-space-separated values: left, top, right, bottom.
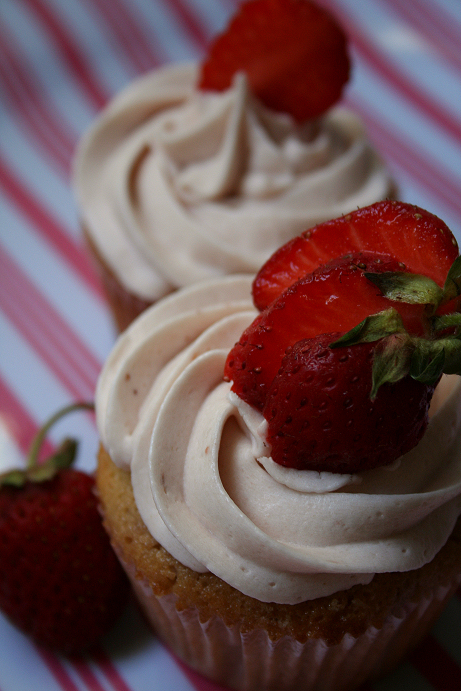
73, 0, 395, 331
95, 201, 461, 691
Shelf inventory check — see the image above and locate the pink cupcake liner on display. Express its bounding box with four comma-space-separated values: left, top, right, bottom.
127, 565, 461, 691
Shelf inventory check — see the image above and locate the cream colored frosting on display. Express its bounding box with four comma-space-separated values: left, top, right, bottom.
74, 63, 394, 302
96, 276, 461, 604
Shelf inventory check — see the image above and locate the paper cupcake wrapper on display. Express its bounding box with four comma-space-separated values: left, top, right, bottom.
127, 569, 460, 691
83, 226, 153, 331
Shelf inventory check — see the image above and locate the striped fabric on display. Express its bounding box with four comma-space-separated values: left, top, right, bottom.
0, 1, 460, 689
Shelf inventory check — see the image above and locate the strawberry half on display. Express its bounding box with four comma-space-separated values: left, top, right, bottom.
0, 404, 130, 654
253, 201, 459, 310
225, 252, 426, 411
199, 0, 350, 122
264, 333, 435, 472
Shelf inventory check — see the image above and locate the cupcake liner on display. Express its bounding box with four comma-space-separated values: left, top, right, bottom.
125, 561, 460, 691
96, 449, 461, 691
83, 226, 154, 331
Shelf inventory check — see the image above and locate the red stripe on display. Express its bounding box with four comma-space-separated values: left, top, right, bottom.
81, 0, 163, 73
176, 654, 377, 691
0, 158, 104, 300
70, 658, 108, 691
92, 648, 136, 691
19, 0, 110, 110
0, 26, 74, 175
0, 248, 100, 401
319, 0, 461, 148
38, 649, 82, 691
174, 656, 230, 691
410, 634, 461, 691
383, 0, 461, 71
346, 96, 461, 224
0, 376, 54, 459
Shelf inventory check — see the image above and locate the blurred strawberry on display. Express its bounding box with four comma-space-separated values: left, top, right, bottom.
199, 0, 350, 122
0, 403, 130, 654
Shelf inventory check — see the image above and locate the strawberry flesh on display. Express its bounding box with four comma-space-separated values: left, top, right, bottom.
264, 334, 435, 472
199, 0, 350, 122
253, 200, 459, 310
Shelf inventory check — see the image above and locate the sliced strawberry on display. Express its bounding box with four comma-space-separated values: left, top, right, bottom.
263, 333, 435, 472
253, 201, 459, 310
224, 252, 427, 410
199, 0, 350, 122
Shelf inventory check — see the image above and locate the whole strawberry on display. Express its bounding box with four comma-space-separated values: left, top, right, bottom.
0, 404, 130, 654
264, 334, 436, 472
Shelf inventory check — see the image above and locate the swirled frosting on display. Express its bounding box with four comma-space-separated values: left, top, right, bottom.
96, 276, 461, 604
74, 63, 394, 302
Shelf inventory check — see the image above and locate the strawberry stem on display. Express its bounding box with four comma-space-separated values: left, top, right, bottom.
27, 402, 94, 469
0, 402, 94, 487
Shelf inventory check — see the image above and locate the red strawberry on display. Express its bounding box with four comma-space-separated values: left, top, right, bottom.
226, 201, 461, 473
253, 201, 459, 310
224, 252, 427, 411
264, 333, 436, 472
199, 0, 350, 122
0, 404, 130, 655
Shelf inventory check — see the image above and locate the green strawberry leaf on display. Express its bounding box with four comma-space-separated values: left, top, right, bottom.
436, 337, 461, 375
408, 336, 461, 383
330, 308, 406, 348
26, 402, 93, 470
27, 439, 78, 483
409, 346, 445, 384
370, 334, 413, 399
0, 469, 27, 487
432, 312, 461, 334
441, 255, 461, 305
364, 271, 443, 307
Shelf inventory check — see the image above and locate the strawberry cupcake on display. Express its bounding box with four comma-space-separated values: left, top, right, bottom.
73, 0, 395, 331
95, 201, 461, 691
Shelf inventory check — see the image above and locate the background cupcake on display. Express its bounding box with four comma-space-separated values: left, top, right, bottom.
73, 0, 395, 331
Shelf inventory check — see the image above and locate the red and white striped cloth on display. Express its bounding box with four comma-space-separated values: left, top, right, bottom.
0, 1, 460, 689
